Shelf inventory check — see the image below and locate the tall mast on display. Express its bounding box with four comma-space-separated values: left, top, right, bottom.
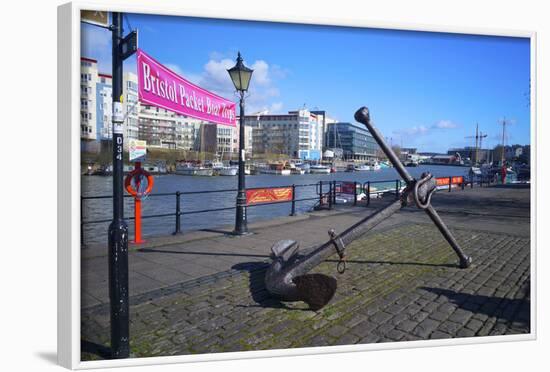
501, 118, 507, 165
475, 123, 479, 165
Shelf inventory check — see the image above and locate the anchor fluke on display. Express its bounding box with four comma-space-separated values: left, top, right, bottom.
293, 274, 337, 311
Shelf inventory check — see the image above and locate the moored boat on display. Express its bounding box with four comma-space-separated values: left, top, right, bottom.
175, 163, 214, 176
309, 164, 331, 174
369, 161, 381, 171
291, 168, 306, 175
354, 164, 371, 171
259, 163, 291, 175
296, 162, 310, 174
219, 166, 238, 176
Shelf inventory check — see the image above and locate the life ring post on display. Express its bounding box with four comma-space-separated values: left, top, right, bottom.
124, 161, 154, 244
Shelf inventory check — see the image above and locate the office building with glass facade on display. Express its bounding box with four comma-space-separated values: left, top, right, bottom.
326, 122, 380, 161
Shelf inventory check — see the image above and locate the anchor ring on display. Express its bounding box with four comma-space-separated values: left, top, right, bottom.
337, 258, 346, 274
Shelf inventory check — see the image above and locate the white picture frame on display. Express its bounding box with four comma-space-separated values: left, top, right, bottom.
57, 1, 537, 369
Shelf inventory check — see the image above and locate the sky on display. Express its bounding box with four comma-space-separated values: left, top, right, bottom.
81, 13, 531, 153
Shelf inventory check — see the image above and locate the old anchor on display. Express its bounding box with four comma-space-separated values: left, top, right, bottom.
265, 106, 472, 310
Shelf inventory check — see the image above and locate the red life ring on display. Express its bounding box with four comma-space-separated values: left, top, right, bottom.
125, 168, 154, 198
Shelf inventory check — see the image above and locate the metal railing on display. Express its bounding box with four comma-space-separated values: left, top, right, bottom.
81, 182, 321, 245
81, 175, 489, 245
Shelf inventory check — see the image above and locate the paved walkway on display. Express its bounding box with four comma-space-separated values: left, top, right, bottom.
81, 185, 531, 359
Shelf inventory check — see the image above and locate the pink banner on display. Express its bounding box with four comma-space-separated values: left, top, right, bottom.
137, 49, 236, 126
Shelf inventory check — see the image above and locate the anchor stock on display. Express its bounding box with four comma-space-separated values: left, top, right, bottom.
264, 106, 472, 310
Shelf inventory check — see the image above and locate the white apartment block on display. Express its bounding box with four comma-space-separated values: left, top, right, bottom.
80, 57, 98, 142
80, 58, 139, 148
96, 74, 112, 141
123, 72, 139, 141
217, 125, 238, 158
139, 105, 203, 150
244, 108, 325, 160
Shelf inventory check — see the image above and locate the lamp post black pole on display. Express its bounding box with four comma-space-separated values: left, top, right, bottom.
107, 12, 130, 359
234, 92, 248, 234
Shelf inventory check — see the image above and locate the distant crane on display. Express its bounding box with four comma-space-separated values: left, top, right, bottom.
465, 123, 487, 165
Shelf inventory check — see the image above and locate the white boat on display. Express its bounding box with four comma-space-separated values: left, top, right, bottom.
354, 164, 371, 171
219, 166, 238, 176
370, 161, 381, 171
211, 160, 238, 176
211, 161, 224, 170
309, 164, 331, 174
258, 163, 291, 175
291, 168, 306, 175
296, 162, 310, 173
175, 163, 213, 176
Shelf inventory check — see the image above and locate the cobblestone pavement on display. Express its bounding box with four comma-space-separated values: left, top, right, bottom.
81, 222, 530, 360
81, 185, 530, 308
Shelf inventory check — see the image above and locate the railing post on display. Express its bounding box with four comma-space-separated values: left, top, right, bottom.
333, 180, 337, 206
395, 179, 400, 200
290, 184, 296, 216
448, 176, 452, 192
471, 177, 474, 188
80, 196, 84, 246
319, 181, 323, 207
461, 178, 465, 190
173, 191, 181, 235
367, 181, 371, 206
353, 181, 357, 206
328, 182, 333, 210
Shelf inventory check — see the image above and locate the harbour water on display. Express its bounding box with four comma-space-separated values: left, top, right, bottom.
81, 165, 469, 246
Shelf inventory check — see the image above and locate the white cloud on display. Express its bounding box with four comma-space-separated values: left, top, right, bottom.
250, 60, 270, 86
164, 63, 185, 77
405, 125, 429, 135
175, 54, 286, 114
394, 119, 458, 137
269, 102, 284, 112
434, 120, 458, 129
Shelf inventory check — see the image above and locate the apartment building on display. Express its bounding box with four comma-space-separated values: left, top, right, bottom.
80, 57, 98, 142
244, 109, 324, 160
96, 73, 112, 141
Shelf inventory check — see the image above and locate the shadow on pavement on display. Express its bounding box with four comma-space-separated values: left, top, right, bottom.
81, 339, 111, 359
421, 287, 530, 327
326, 258, 458, 268
199, 228, 233, 235
138, 247, 269, 259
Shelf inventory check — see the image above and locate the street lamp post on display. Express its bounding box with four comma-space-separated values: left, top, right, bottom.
227, 52, 253, 235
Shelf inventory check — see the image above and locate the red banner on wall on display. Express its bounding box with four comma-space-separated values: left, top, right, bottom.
435, 176, 464, 186
340, 182, 356, 195
246, 187, 293, 205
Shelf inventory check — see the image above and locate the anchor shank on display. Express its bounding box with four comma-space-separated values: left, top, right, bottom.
291, 198, 403, 277
354, 107, 414, 184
